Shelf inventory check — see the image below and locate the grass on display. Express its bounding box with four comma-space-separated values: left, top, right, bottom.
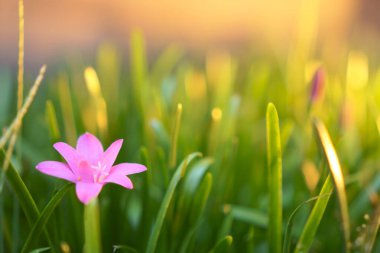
2, 2, 380, 252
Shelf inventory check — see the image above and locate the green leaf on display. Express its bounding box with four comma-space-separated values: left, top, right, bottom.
294, 175, 333, 253
21, 183, 72, 253
84, 198, 102, 253
146, 152, 201, 253
266, 103, 283, 253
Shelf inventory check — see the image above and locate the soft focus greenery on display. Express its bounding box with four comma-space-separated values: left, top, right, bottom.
1, 30, 380, 253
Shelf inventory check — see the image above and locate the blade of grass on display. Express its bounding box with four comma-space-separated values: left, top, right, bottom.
21, 183, 73, 253
45, 100, 61, 141
266, 103, 283, 253
0, 149, 55, 252
225, 205, 268, 229
291, 175, 333, 253
209, 235, 233, 253
58, 75, 77, 146
146, 152, 201, 253
313, 119, 350, 251
178, 173, 212, 253
29, 247, 50, 253
169, 103, 183, 168
84, 198, 102, 253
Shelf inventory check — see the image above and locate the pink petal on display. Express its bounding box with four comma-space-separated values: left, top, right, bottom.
101, 139, 123, 169
53, 142, 78, 173
109, 163, 147, 176
103, 174, 134, 189
36, 161, 76, 182
76, 133, 103, 163
76, 160, 96, 183
75, 182, 103, 204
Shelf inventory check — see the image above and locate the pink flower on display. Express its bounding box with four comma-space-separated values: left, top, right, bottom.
36, 132, 147, 204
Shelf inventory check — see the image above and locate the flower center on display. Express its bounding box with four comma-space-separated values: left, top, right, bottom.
91, 161, 109, 183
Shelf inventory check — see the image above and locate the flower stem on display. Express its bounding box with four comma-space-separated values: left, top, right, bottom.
84, 198, 102, 253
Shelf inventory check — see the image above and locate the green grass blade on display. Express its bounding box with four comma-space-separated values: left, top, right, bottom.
266, 103, 283, 253
1, 149, 40, 224
169, 103, 183, 168
57, 76, 77, 146
179, 172, 212, 253
225, 205, 268, 229
0, 150, 56, 252
293, 175, 333, 253
21, 183, 72, 253
29, 247, 50, 253
209, 235, 233, 253
45, 100, 61, 141
313, 119, 350, 251
146, 152, 201, 253
84, 198, 102, 253
189, 172, 213, 225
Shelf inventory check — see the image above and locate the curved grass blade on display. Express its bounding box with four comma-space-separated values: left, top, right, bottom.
1, 149, 39, 224
313, 119, 350, 251
84, 198, 102, 253
146, 152, 201, 253
21, 183, 72, 253
0, 150, 55, 252
209, 235, 233, 253
292, 175, 333, 253
266, 103, 283, 253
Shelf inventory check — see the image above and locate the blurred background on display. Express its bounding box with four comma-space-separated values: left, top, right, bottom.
1, 0, 378, 67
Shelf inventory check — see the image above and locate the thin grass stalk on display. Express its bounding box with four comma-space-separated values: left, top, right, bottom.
266, 103, 283, 253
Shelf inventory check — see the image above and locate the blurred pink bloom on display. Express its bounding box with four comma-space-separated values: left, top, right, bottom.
310, 67, 325, 102
36, 132, 147, 204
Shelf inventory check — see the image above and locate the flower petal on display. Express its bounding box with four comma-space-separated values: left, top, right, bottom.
77, 160, 96, 183
109, 163, 147, 176
101, 139, 123, 169
53, 142, 78, 173
75, 182, 103, 204
103, 174, 133, 189
36, 161, 76, 182
76, 132, 103, 163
